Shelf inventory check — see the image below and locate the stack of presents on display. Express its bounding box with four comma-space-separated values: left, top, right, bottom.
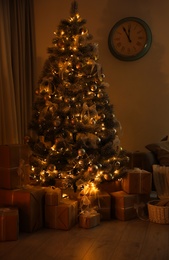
0, 145, 153, 241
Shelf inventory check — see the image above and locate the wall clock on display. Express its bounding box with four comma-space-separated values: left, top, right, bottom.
108, 17, 152, 61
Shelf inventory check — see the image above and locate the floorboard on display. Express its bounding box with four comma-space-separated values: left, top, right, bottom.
0, 219, 169, 260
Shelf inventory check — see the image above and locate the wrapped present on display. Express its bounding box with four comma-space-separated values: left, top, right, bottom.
45, 199, 78, 230
79, 210, 100, 229
110, 191, 138, 221
78, 191, 111, 220
45, 187, 61, 206
114, 207, 137, 221
97, 180, 122, 193
121, 168, 152, 194
61, 188, 80, 201
0, 144, 31, 190
0, 163, 30, 190
93, 192, 111, 220
0, 167, 19, 190
0, 144, 30, 168
0, 207, 19, 241
0, 186, 45, 232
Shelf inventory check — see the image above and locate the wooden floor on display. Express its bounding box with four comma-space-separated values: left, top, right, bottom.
0, 218, 169, 260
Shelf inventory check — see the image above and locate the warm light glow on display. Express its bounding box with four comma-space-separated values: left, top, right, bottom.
114, 170, 119, 175
51, 145, 56, 151
31, 166, 35, 172
82, 182, 99, 196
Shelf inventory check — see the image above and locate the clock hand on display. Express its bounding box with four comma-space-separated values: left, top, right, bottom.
123, 26, 131, 42
128, 24, 131, 37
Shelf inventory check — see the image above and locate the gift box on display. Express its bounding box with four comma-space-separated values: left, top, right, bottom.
97, 180, 122, 193
0, 207, 19, 241
79, 211, 100, 229
0, 144, 30, 168
61, 188, 80, 201
0, 144, 30, 189
122, 168, 152, 194
0, 167, 19, 190
78, 191, 111, 220
94, 192, 111, 220
110, 191, 138, 221
45, 199, 78, 230
0, 163, 30, 190
45, 187, 61, 206
0, 186, 45, 232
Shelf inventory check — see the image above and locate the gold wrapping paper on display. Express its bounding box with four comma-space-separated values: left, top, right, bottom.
79, 211, 100, 229
110, 191, 138, 220
115, 207, 137, 221
78, 191, 111, 220
61, 188, 80, 200
0, 186, 45, 232
97, 180, 122, 193
97, 208, 111, 220
45, 199, 78, 230
0, 207, 19, 241
45, 187, 61, 206
122, 168, 152, 194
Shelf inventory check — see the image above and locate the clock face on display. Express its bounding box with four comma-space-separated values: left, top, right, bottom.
108, 17, 152, 61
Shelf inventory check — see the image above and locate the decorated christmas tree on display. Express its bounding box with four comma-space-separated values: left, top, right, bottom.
26, 1, 129, 192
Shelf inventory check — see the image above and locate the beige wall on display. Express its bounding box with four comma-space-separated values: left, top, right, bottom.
34, 0, 169, 152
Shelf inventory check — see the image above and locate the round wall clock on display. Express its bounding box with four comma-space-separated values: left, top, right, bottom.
108, 17, 152, 61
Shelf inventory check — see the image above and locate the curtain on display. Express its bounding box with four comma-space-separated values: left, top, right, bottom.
0, 0, 36, 144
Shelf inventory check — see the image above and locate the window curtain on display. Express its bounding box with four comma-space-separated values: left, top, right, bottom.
0, 0, 36, 144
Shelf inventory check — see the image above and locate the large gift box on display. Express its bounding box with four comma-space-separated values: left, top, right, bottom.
97, 180, 122, 193
0, 207, 19, 241
45, 187, 61, 206
110, 191, 138, 221
122, 168, 152, 194
0, 144, 30, 189
0, 144, 30, 168
45, 199, 78, 230
0, 186, 45, 232
79, 210, 100, 229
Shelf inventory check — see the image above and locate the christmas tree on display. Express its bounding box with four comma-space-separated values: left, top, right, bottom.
26, 1, 129, 192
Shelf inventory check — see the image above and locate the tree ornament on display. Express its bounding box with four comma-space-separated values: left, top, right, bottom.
78, 148, 86, 157
97, 92, 104, 98
90, 84, 97, 92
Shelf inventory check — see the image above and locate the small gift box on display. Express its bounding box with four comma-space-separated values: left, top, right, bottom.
110, 191, 138, 221
78, 191, 111, 220
45, 187, 61, 206
122, 168, 152, 194
45, 199, 78, 230
79, 210, 100, 229
0, 207, 19, 241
